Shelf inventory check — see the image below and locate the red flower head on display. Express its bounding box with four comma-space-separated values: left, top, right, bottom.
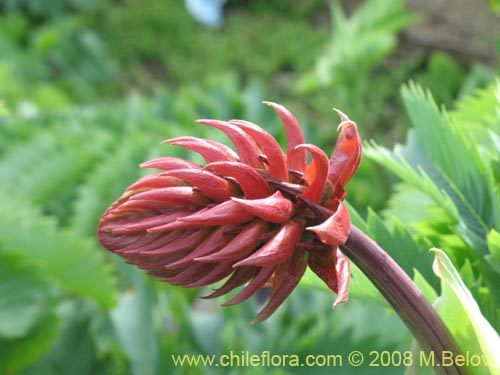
98, 102, 362, 322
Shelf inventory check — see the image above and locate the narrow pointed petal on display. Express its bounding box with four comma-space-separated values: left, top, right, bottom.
161, 263, 213, 285
165, 136, 239, 163
230, 119, 288, 181
222, 266, 276, 306
127, 174, 184, 192
195, 220, 268, 263
264, 101, 307, 172
118, 232, 178, 254
328, 114, 362, 198
132, 250, 189, 270
140, 229, 207, 256
140, 157, 201, 171
116, 233, 160, 253
234, 220, 303, 267
163, 169, 238, 202
197, 119, 263, 168
204, 161, 271, 199
293, 144, 329, 203
165, 227, 233, 269
131, 186, 209, 208
308, 248, 338, 293
111, 213, 188, 234
147, 266, 185, 279
98, 231, 139, 251
201, 266, 257, 299
184, 262, 234, 287
231, 191, 293, 224
147, 200, 254, 232
307, 201, 350, 247
251, 248, 307, 323
112, 201, 185, 216
178, 200, 254, 226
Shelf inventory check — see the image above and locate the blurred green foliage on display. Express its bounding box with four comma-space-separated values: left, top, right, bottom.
95, 0, 328, 85
0, 0, 500, 374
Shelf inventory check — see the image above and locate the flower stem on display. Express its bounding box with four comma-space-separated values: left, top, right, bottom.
340, 225, 469, 375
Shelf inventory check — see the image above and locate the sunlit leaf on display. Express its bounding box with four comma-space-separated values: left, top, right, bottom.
401, 83, 499, 253
432, 248, 500, 373
451, 81, 500, 146
486, 230, 500, 275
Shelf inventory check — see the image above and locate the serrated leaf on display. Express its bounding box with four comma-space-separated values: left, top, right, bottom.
432, 248, 500, 373
451, 81, 500, 146
364, 139, 459, 221
0, 190, 117, 308
401, 83, 499, 252
0, 123, 113, 206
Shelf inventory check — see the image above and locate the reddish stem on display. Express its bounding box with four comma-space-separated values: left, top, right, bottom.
340, 225, 469, 375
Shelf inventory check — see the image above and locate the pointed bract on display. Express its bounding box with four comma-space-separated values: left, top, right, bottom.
307, 201, 350, 247
264, 101, 307, 172
328, 114, 362, 199
204, 161, 272, 199
233, 220, 303, 267
231, 191, 293, 223
197, 119, 263, 168
165, 136, 239, 163
97, 102, 362, 322
230, 119, 289, 181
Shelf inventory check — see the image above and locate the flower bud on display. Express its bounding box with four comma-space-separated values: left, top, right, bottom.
98, 102, 362, 322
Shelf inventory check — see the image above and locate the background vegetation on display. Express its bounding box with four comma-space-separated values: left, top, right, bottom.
0, 0, 499, 374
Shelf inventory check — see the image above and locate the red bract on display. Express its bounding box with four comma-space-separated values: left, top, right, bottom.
98, 102, 362, 322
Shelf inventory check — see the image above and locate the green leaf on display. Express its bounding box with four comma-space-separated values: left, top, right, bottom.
37, 301, 116, 375
487, 0, 500, 13
110, 272, 158, 375
486, 230, 500, 275
0, 312, 60, 374
451, 81, 500, 146
0, 190, 117, 308
364, 139, 459, 221
71, 134, 150, 237
300, 0, 417, 91
0, 253, 54, 338
431, 248, 500, 372
418, 52, 465, 107
401, 83, 499, 252
0, 123, 113, 206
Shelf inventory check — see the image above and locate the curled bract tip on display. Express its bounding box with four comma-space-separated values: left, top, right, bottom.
333, 107, 349, 122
